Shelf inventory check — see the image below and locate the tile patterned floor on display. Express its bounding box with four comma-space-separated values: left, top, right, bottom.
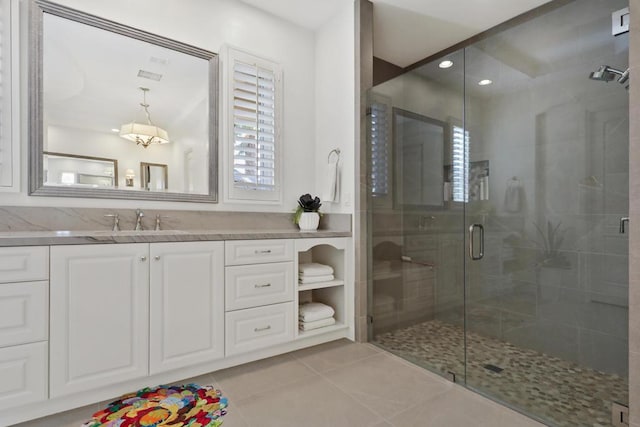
374, 320, 629, 427
13, 339, 542, 427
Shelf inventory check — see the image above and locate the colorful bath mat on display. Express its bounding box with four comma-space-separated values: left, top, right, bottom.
81, 383, 228, 427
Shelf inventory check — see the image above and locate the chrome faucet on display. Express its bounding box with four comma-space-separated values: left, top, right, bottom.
154, 214, 166, 231
104, 213, 120, 232
135, 209, 145, 231
419, 215, 436, 230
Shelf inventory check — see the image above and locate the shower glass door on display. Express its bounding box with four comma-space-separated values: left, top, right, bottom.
368, 0, 629, 424
368, 49, 467, 382
463, 1, 629, 425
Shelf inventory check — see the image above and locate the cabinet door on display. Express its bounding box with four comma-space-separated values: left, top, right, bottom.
225, 240, 293, 265
0, 342, 48, 410
0, 281, 48, 348
50, 244, 149, 398
225, 302, 294, 356
149, 241, 224, 374
225, 262, 294, 311
0, 246, 49, 284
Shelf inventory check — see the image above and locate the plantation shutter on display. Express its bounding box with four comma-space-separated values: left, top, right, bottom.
232, 58, 278, 194
0, 0, 12, 187
369, 102, 390, 197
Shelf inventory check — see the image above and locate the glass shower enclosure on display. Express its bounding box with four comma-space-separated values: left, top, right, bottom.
367, 1, 629, 425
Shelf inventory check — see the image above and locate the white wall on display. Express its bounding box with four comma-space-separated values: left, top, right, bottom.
314, 1, 355, 214
6, 0, 323, 212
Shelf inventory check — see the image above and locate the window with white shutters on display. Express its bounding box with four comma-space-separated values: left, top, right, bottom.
227, 48, 282, 202
452, 125, 469, 203
0, 0, 16, 190
369, 102, 390, 197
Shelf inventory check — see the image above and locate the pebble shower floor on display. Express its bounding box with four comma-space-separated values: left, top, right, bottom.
374, 320, 628, 426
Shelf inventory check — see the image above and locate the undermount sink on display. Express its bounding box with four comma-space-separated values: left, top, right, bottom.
88, 230, 190, 237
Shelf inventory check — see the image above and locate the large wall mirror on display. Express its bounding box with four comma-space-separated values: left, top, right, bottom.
29, 0, 218, 202
393, 108, 445, 209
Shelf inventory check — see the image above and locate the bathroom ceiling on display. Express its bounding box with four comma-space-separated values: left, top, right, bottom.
238, 0, 552, 67
372, 0, 552, 67
408, 0, 630, 99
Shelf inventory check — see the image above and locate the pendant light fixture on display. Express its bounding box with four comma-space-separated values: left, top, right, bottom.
119, 87, 170, 148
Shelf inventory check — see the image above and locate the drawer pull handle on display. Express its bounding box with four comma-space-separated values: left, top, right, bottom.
255, 249, 272, 254
254, 325, 271, 332
254, 283, 272, 288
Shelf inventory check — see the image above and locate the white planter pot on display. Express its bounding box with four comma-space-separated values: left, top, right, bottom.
298, 212, 320, 231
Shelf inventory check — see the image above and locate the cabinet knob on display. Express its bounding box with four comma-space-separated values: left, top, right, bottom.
140, 256, 147, 262
254, 325, 271, 332
154, 256, 161, 261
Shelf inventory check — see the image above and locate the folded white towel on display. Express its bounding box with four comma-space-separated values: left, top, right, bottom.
299, 302, 335, 322
299, 263, 334, 277
299, 317, 336, 331
299, 274, 334, 284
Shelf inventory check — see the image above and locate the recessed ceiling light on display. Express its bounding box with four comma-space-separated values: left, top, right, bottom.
439, 60, 454, 69
111, 128, 120, 132
478, 79, 493, 86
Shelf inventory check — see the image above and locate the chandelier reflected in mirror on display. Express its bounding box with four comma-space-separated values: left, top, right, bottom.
119, 87, 170, 148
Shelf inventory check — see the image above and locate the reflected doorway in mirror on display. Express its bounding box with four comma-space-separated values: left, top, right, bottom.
141, 162, 168, 191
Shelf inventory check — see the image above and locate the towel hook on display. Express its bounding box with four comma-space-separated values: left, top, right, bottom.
328, 148, 341, 163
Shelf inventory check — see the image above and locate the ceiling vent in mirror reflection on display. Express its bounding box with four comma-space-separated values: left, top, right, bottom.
150, 56, 170, 66
119, 87, 170, 148
137, 70, 163, 81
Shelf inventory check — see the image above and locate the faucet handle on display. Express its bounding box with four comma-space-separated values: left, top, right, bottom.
134, 209, 145, 231
104, 214, 120, 232
154, 214, 170, 231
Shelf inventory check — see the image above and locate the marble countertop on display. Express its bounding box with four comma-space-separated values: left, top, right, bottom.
0, 229, 352, 247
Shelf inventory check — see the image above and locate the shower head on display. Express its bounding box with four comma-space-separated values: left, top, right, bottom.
589, 65, 630, 87
589, 65, 617, 82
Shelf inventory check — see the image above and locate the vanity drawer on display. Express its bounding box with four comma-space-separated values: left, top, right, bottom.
225, 302, 294, 356
0, 246, 49, 284
0, 281, 48, 348
0, 341, 48, 411
225, 262, 294, 311
225, 240, 293, 266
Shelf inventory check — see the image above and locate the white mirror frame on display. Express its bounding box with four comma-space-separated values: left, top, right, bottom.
28, 0, 219, 203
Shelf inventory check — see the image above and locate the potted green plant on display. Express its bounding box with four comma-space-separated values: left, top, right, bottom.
533, 220, 570, 268
294, 194, 322, 231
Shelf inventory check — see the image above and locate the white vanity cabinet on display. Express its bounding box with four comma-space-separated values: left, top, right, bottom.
149, 241, 224, 374
224, 240, 296, 356
50, 244, 150, 398
295, 238, 351, 338
50, 241, 226, 397
1, 236, 353, 426
0, 246, 49, 411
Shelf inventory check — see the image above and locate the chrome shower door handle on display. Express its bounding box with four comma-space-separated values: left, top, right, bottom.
620, 217, 629, 234
468, 223, 484, 261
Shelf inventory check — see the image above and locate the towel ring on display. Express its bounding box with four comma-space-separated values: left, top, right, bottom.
328, 148, 341, 163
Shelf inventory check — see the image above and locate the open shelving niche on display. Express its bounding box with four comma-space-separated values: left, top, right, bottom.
294, 237, 353, 339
